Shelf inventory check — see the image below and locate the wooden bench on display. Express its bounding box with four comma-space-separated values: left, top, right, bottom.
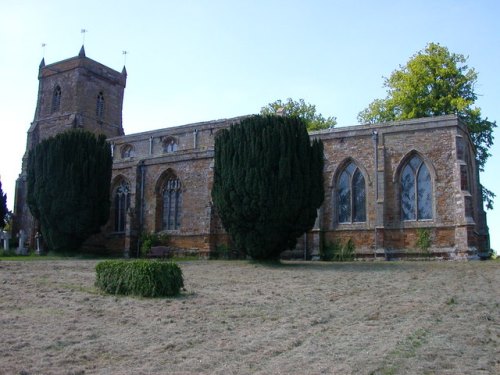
148, 246, 174, 259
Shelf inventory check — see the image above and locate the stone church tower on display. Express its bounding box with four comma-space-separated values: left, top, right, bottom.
13, 46, 127, 245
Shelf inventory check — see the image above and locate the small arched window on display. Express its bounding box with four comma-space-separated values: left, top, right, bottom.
163, 137, 178, 153
51, 85, 61, 113
401, 155, 432, 221
114, 181, 130, 232
96, 92, 105, 119
121, 144, 134, 159
337, 162, 366, 223
162, 177, 182, 230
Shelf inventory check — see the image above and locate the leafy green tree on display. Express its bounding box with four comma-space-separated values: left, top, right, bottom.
212, 115, 324, 260
27, 130, 112, 252
0, 179, 7, 229
260, 98, 337, 131
358, 43, 496, 208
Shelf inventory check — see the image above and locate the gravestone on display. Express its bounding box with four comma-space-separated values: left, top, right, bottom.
17, 230, 28, 255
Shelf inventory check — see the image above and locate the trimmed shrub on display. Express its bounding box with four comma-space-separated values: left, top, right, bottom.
95, 260, 184, 297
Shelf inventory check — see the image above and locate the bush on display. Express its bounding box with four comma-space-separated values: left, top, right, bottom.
95, 260, 184, 297
140, 232, 169, 257
416, 228, 431, 255
321, 238, 356, 261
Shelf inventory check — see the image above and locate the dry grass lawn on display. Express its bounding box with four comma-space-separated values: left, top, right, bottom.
0, 259, 499, 374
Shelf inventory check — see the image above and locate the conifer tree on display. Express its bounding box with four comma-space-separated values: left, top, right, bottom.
212, 115, 324, 260
0, 179, 7, 229
27, 130, 112, 252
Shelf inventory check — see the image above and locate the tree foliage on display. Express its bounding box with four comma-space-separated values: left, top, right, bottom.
212, 115, 324, 260
260, 98, 337, 131
357, 43, 496, 208
0, 179, 7, 229
27, 130, 112, 252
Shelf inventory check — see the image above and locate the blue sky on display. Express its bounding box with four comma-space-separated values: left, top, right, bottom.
1, 0, 499, 251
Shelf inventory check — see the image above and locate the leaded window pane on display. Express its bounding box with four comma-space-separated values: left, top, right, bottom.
338, 171, 351, 223
401, 164, 416, 220
337, 162, 366, 224
352, 169, 366, 222
417, 163, 432, 219
163, 177, 182, 230
114, 182, 130, 232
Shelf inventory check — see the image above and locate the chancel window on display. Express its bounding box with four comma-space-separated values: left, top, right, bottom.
163, 177, 181, 230
337, 162, 366, 223
401, 155, 432, 221
114, 181, 130, 232
96, 92, 105, 119
52, 85, 61, 113
163, 137, 178, 153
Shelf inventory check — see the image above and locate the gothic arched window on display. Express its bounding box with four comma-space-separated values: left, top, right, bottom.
114, 181, 130, 232
337, 162, 366, 223
401, 155, 433, 221
162, 177, 182, 230
51, 85, 61, 113
163, 137, 178, 153
96, 92, 105, 119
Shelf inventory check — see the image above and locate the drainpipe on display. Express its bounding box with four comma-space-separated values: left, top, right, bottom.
138, 160, 145, 257
149, 136, 153, 155
193, 129, 198, 149
372, 130, 379, 258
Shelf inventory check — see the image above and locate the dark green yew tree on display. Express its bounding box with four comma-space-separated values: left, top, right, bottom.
27, 130, 112, 252
212, 115, 324, 260
0, 179, 7, 229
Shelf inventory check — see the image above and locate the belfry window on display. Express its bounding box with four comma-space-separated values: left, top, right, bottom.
114, 181, 130, 232
162, 177, 182, 230
337, 162, 366, 223
51, 86, 61, 113
401, 155, 432, 221
96, 92, 105, 119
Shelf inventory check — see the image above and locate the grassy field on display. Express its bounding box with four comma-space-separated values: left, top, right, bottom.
0, 259, 498, 374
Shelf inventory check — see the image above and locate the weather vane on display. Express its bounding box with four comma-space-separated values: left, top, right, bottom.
81, 28, 88, 45
122, 50, 128, 65
41, 43, 46, 58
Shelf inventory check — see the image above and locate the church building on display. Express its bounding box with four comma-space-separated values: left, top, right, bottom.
13, 49, 490, 259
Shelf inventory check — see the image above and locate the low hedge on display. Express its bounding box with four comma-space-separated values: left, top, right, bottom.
95, 259, 184, 297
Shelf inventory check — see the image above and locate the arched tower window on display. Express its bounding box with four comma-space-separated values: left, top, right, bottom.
114, 181, 130, 232
337, 162, 366, 223
51, 85, 61, 113
401, 155, 433, 220
163, 137, 178, 153
162, 176, 182, 230
96, 92, 105, 119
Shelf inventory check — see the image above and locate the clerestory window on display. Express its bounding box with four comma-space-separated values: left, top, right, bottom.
337, 162, 366, 223
163, 137, 178, 153
401, 155, 432, 221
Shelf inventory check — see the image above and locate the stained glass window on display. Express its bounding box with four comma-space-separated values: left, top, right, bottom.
337, 162, 366, 223
163, 177, 182, 230
401, 155, 432, 220
114, 181, 130, 232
